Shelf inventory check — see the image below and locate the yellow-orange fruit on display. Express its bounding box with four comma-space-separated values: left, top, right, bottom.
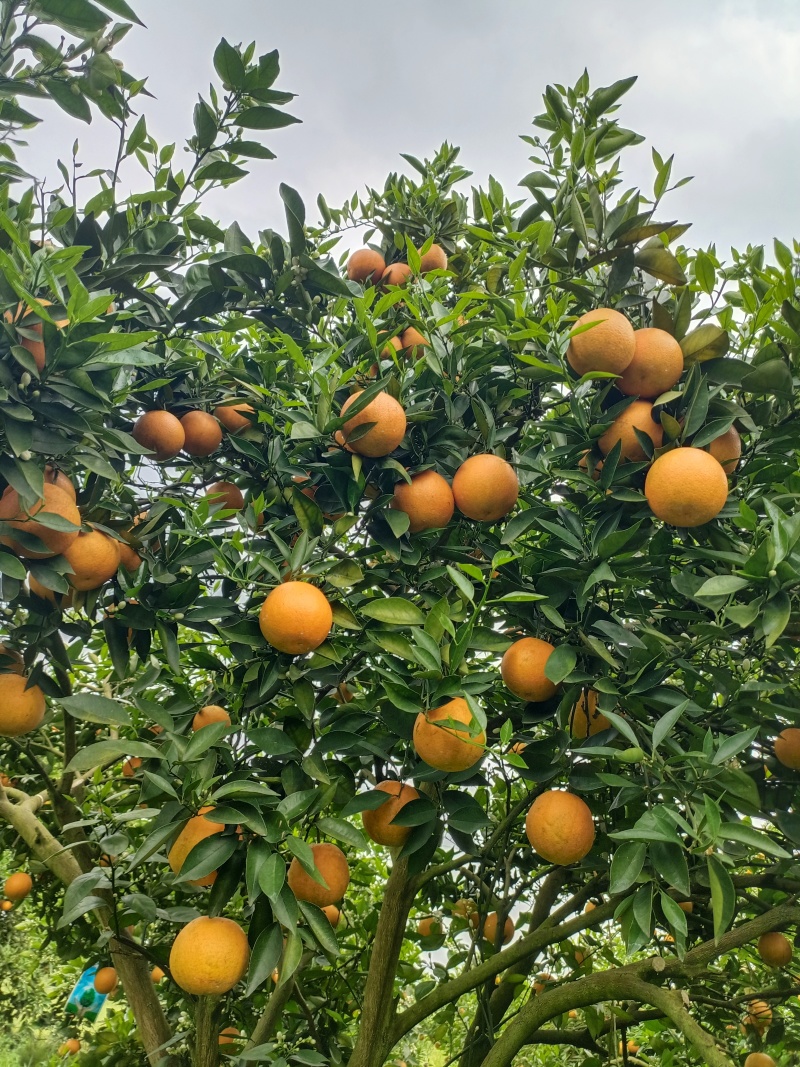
380, 335, 403, 359
578, 450, 604, 481
501, 638, 558, 703
627, 1040, 640, 1054
122, 756, 142, 778
259, 581, 333, 655
94, 966, 117, 994
63, 530, 121, 591
413, 696, 486, 772
168, 807, 225, 887
58, 1039, 81, 1056
645, 448, 728, 527
322, 904, 341, 927
678, 901, 694, 914
340, 390, 407, 457
219, 1026, 241, 1046
381, 262, 413, 287
419, 243, 448, 273
417, 916, 442, 937
482, 912, 514, 945
567, 307, 635, 378
192, 705, 230, 732
708, 425, 742, 475
452, 454, 518, 522
525, 790, 595, 865
391, 470, 454, 534
362, 781, 420, 847
533, 972, 553, 994
7, 300, 68, 371
1, 900, 12, 911
117, 541, 142, 572
598, 400, 663, 461
347, 248, 386, 284
400, 327, 429, 357
287, 842, 350, 907
180, 411, 223, 456
775, 727, 800, 770
0, 484, 80, 558
569, 690, 610, 738
169, 916, 250, 995
206, 481, 244, 513
44, 466, 76, 501
3, 872, 32, 901
745, 1054, 776, 1067
132, 410, 185, 461
758, 931, 793, 967
744, 1000, 772, 1032
0, 675, 46, 737
0, 645, 23, 674
452, 898, 477, 920
151, 966, 165, 983
214, 402, 255, 433
617, 328, 684, 398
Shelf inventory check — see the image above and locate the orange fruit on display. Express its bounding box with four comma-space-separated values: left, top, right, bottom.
0, 675, 46, 737
118, 541, 142, 572
645, 448, 728, 527
525, 790, 595, 865
452, 454, 519, 522
94, 966, 118, 994
744, 1000, 772, 1032
168, 806, 225, 887
482, 912, 514, 945
6, 300, 68, 371
214, 402, 255, 433
417, 916, 442, 937
192, 705, 230, 732
287, 842, 350, 907
381, 262, 413, 287
598, 400, 663, 461
381, 334, 403, 359
1, 900, 12, 911
566, 307, 635, 378
745, 1054, 776, 1067
322, 904, 341, 927
362, 781, 420, 847
452, 898, 477, 920
413, 696, 486, 772
180, 411, 223, 456
391, 470, 455, 533
0, 645, 23, 674
0, 484, 80, 558
627, 1040, 640, 1054
584, 900, 596, 913
3, 872, 32, 901
58, 1039, 81, 1056
707, 425, 741, 475
63, 529, 121, 591
616, 328, 684, 398
419, 243, 448, 273
132, 410, 185, 461
678, 901, 693, 914
259, 581, 333, 654
151, 966, 165, 983
501, 638, 558, 702
169, 915, 250, 995
578, 451, 604, 481
219, 1026, 241, 1046
400, 327, 429, 357
758, 931, 793, 967
775, 727, 800, 770
347, 248, 386, 284
44, 466, 76, 501
206, 481, 244, 513
569, 690, 610, 738
340, 390, 407, 457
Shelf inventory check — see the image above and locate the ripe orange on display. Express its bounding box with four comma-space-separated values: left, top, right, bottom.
63, 530, 121, 591
206, 481, 244, 514
259, 581, 333, 654
510, 742, 527, 755
707, 425, 742, 474
598, 400, 663, 461
7, 300, 68, 371
94, 966, 118, 994
323, 904, 341, 927
169, 916, 250, 995
132, 410, 185, 461
616, 328, 684, 398
501, 638, 558, 702
758, 931, 793, 967
419, 243, 448, 273
347, 248, 386, 284
180, 411, 223, 456
400, 327, 429, 357
645, 448, 728, 527
117, 541, 142, 572
1, 900, 12, 912
151, 966, 165, 983
744, 1000, 772, 1032
678, 901, 694, 914
362, 781, 420, 846
391, 470, 454, 533
381, 334, 403, 359
122, 757, 142, 778
417, 916, 443, 937
413, 697, 486, 772
525, 790, 595, 865
168, 806, 225, 887
381, 262, 413, 287
214, 402, 255, 433
287, 842, 350, 907
0, 675, 46, 737
533, 972, 553, 994
775, 727, 800, 770
340, 390, 407, 457
566, 307, 635, 378
219, 1026, 241, 1046
44, 465, 76, 501
0, 645, 23, 674
0, 484, 80, 558
452, 454, 519, 522
482, 912, 514, 945
58, 1039, 81, 1056
745, 1054, 776, 1067
3, 872, 33, 901
452, 898, 477, 920
578, 451, 604, 481
192, 705, 230, 732
569, 690, 610, 738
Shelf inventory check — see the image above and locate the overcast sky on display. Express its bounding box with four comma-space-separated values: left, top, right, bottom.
20, 0, 800, 258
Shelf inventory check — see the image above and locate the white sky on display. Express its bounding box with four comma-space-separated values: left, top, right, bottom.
18, 0, 800, 259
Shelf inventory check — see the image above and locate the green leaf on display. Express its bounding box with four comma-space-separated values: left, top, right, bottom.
315, 817, 366, 850
258, 852, 286, 899
37, 0, 109, 34
719, 822, 789, 859
680, 324, 729, 366
280, 182, 306, 254
712, 727, 759, 766
245, 924, 283, 995
174, 835, 237, 883
360, 598, 425, 626
299, 901, 340, 956
213, 38, 246, 89
609, 841, 646, 894
652, 700, 689, 751
182, 721, 230, 761
58, 694, 130, 726
66, 739, 159, 773
694, 575, 750, 598
237, 106, 300, 130
707, 855, 735, 942
650, 842, 690, 897
634, 241, 687, 286
543, 644, 576, 685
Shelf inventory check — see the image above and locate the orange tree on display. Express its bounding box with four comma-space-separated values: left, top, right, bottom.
1, 6, 800, 1067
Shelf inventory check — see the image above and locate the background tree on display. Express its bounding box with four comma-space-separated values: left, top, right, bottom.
1, 5, 800, 1067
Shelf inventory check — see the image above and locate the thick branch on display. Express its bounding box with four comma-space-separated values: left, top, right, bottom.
245, 955, 312, 1051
